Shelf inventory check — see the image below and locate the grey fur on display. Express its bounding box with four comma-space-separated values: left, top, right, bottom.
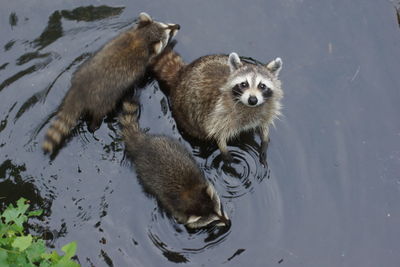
119, 101, 229, 229
152, 50, 283, 164
228, 52, 242, 72
42, 12, 180, 154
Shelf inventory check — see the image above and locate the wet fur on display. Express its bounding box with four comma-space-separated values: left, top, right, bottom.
43, 13, 179, 154
152, 50, 283, 164
119, 101, 228, 228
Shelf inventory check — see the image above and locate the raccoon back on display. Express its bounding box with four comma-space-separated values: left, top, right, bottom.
168, 55, 231, 138
152, 48, 186, 91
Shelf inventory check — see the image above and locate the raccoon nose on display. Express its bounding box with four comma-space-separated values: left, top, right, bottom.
169, 24, 180, 30
248, 96, 258, 106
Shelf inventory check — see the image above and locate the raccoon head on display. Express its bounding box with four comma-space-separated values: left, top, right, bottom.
227, 52, 283, 107
184, 183, 230, 229
137, 12, 180, 56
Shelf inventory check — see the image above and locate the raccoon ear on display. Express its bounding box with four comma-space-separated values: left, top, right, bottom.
266, 57, 283, 77
228, 52, 243, 72
138, 12, 153, 23
153, 41, 164, 55
138, 12, 153, 28
187, 215, 201, 224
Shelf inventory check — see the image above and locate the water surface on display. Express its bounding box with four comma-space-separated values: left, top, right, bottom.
1, 0, 399, 266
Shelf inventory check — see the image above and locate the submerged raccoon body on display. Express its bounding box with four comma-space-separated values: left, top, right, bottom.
152, 50, 283, 164
119, 101, 229, 229
42, 12, 180, 154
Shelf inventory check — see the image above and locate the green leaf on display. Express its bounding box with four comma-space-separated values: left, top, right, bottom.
40, 252, 52, 261
28, 209, 43, 217
2, 207, 21, 224
8, 222, 24, 234
16, 198, 29, 215
54, 258, 80, 267
26, 239, 46, 262
28, 210, 43, 217
61, 242, 77, 260
39, 260, 51, 267
0, 250, 9, 267
0, 198, 81, 267
0, 221, 10, 242
0, 221, 5, 231
12, 234, 33, 251
2, 206, 28, 230
1, 198, 29, 231
46, 250, 61, 262
0, 236, 9, 246
7, 251, 30, 266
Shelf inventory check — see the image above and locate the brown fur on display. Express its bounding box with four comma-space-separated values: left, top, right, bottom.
42, 13, 179, 154
119, 100, 229, 228
152, 50, 283, 164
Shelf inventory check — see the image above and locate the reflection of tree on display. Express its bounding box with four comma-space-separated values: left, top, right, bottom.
0, 159, 50, 213
1, 5, 125, 99
61, 5, 124, 22
32, 5, 125, 50
33, 11, 62, 50
0, 65, 37, 92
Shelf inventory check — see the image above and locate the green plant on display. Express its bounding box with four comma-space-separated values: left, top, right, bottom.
0, 198, 80, 267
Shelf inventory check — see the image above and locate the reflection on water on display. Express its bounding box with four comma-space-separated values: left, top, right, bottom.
9, 12, 18, 28
396, 6, 400, 27
1, 1, 400, 266
204, 134, 270, 199
0, 159, 51, 214
33, 6, 124, 50
147, 206, 231, 264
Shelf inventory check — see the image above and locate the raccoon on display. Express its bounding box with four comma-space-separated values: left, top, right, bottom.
42, 12, 180, 154
152, 50, 283, 164
119, 100, 230, 229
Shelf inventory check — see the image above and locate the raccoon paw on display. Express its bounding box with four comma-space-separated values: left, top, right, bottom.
260, 138, 269, 166
259, 151, 268, 167
88, 119, 102, 133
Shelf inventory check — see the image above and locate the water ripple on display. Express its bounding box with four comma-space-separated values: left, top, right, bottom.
205, 142, 269, 199
146, 206, 231, 263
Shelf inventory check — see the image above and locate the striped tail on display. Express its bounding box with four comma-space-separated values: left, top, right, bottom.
119, 101, 140, 139
42, 109, 80, 154
151, 47, 185, 90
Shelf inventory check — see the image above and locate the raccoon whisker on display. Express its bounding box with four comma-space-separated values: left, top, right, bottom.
233, 98, 242, 108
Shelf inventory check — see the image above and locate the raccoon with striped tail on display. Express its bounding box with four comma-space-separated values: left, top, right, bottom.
42, 12, 180, 154
119, 100, 230, 229
152, 50, 283, 165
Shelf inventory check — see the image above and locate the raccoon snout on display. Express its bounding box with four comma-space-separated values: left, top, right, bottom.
248, 95, 258, 106
169, 24, 180, 30
215, 213, 231, 228
167, 24, 180, 40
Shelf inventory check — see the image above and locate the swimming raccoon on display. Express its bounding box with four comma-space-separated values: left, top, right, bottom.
42, 12, 180, 154
120, 100, 230, 229
152, 50, 283, 164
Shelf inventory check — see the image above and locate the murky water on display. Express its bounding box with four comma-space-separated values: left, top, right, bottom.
1, 1, 400, 266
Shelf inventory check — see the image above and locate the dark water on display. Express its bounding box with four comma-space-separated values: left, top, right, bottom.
1, 0, 400, 266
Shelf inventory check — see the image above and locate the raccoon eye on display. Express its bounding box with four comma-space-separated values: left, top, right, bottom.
259, 83, 266, 90
264, 87, 273, 97
240, 81, 249, 88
